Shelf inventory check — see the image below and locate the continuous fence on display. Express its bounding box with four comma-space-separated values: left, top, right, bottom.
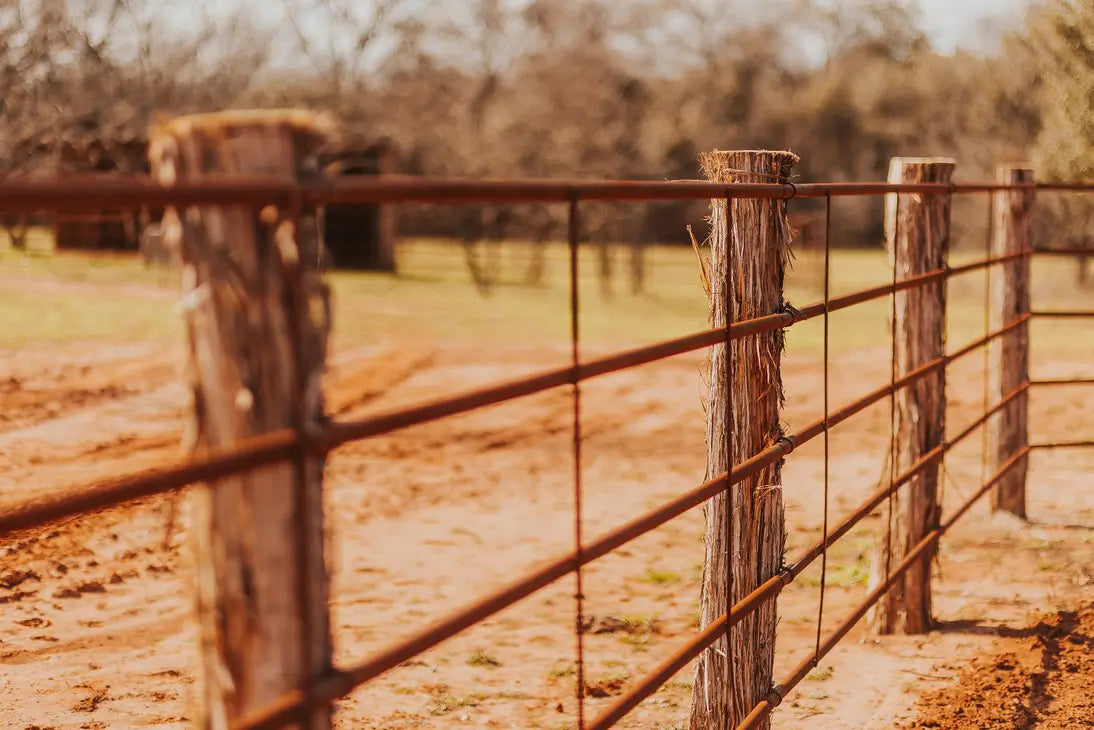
2, 171, 1093, 729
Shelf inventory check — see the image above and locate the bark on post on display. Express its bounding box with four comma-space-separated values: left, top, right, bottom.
989, 166, 1034, 517
870, 157, 954, 635
149, 110, 336, 729
690, 150, 795, 730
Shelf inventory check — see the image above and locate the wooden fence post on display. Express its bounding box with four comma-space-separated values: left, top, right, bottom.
690, 150, 796, 730
149, 110, 336, 729
870, 157, 954, 635
989, 166, 1034, 517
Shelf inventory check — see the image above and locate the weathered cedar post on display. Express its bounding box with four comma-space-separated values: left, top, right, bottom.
690, 150, 795, 730
989, 166, 1034, 517
870, 157, 954, 635
149, 111, 335, 729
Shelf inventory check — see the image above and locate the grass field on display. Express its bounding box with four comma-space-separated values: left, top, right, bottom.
3, 236, 1091, 360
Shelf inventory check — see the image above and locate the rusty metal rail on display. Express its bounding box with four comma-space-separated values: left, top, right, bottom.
1032, 246, 1094, 255
1031, 440, 1094, 450
1031, 310, 1094, 318
0, 431, 300, 538
0, 175, 1045, 211
946, 250, 1028, 276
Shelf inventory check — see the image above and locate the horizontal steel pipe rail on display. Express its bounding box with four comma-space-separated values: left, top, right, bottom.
1031, 440, 1094, 449
1035, 182, 1094, 192
1031, 310, 1094, 318
946, 250, 1030, 276
1031, 247, 1094, 255
0, 431, 299, 539
0, 174, 1052, 211
329, 267, 969, 447
0, 282, 1026, 546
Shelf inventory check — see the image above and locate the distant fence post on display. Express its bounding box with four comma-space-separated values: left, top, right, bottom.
989, 166, 1035, 517
870, 157, 954, 635
149, 111, 335, 728
690, 150, 796, 729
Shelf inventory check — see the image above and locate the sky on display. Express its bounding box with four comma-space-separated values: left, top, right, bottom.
916, 0, 1032, 52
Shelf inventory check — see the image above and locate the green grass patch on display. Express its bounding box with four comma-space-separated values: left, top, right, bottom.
799, 561, 870, 589
643, 568, 682, 586
659, 679, 694, 693
546, 662, 576, 680
429, 691, 484, 716
0, 287, 178, 347
4, 242, 1093, 361
466, 649, 501, 668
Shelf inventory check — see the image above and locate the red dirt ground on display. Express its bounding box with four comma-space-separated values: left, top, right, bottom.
2, 325, 1093, 728
901, 606, 1094, 729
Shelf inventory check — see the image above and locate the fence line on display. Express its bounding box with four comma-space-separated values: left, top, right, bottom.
3, 165, 1093, 729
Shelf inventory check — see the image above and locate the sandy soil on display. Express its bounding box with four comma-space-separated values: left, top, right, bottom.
2, 326, 1093, 728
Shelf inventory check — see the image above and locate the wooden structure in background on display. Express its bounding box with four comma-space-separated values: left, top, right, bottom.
319, 137, 397, 270
49, 134, 148, 251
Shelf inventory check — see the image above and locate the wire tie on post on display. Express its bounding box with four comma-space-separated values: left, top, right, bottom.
782, 302, 805, 323
775, 435, 796, 455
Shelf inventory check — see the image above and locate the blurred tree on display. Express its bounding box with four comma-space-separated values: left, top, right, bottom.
1032, 0, 1094, 180
1027, 0, 1094, 283
0, 0, 1066, 276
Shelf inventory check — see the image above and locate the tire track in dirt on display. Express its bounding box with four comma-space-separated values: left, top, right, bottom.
0, 341, 439, 606
1, 342, 435, 495
0, 346, 180, 430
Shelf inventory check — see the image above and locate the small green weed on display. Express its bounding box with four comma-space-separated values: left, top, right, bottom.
547, 662, 576, 680
644, 569, 682, 585
467, 649, 501, 668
